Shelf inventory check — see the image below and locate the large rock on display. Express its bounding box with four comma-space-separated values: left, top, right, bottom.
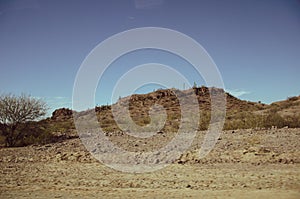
51, 108, 73, 121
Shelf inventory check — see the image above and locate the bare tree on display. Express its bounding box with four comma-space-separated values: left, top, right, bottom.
0, 94, 47, 147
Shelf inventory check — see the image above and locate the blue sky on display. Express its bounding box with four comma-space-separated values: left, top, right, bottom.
0, 0, 300, 114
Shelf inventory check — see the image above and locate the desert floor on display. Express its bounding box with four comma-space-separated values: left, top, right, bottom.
1, 128, 299, 198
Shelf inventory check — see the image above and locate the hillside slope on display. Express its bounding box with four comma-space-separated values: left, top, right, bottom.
46, 86, 299, 135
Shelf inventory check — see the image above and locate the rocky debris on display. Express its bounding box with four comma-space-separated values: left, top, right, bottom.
51, 129, 78, 140
0, 128, 299, 166
50, 129, 300, 164
51, 108, 73, 121
55, 151, 94, 162
95, 105, 111, 112
0, 128, 299, 199
177, 150, 199, 164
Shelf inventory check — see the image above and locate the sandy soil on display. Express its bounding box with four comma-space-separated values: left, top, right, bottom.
1, 128, 299, 198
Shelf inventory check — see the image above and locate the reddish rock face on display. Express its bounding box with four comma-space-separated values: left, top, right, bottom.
51, 108, 73, 121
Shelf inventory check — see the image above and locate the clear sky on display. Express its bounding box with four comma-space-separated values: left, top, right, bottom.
1, 0, 300, 114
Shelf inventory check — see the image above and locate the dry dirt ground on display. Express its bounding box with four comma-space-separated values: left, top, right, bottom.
0, 128, 299, 198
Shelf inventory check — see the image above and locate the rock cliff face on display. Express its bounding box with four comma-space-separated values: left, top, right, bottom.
51, 108, 73, 121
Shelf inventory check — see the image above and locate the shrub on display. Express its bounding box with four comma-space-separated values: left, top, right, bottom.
263, 112, 285, 128
0, 94, 47, 147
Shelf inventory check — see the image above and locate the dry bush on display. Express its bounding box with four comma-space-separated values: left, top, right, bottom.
0, 94, 47, 147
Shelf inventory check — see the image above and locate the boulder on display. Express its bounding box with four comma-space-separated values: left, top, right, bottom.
51, 108, 73, 121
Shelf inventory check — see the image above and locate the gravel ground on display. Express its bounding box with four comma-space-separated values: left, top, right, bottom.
0, 128, 299, 198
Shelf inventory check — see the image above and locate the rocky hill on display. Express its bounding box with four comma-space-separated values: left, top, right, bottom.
94, 87, 269, 132
46, 86, 300, 135
1, 86, 298, 147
